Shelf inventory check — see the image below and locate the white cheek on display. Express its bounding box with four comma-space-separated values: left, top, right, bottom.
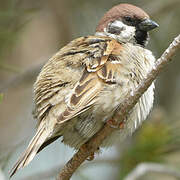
110, 20, 136, 40
120, 26, 136, 39
95, 20, 136, 43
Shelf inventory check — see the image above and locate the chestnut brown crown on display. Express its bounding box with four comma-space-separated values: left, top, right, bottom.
96, 4, 149, 32
96, 4, 158, 46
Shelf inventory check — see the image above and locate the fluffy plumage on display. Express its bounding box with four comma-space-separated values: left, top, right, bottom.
10, 3, 158, 177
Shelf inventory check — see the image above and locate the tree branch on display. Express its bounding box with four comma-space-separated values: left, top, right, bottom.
124, 162, 180, 180
57, 34, 180, 180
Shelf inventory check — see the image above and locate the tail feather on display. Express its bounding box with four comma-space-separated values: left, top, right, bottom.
10, 126, 49, 178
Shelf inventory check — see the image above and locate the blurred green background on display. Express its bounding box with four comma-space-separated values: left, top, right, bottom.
0, 0, 180, 180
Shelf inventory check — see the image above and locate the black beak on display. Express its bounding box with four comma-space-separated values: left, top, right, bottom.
138, 19, 159, 31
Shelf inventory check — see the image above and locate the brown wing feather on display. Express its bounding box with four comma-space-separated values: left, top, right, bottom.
57, 37, 123, 124
57, 71, 103, 124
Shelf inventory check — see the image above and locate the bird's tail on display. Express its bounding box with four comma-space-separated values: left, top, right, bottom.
10, 125, 49, 178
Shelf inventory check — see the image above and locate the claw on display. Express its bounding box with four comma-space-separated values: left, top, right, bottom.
107, 118, 124, 129
80, 144, 99, 161
87, 153, 95, 161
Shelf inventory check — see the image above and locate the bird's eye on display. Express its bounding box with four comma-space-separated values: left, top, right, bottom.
124, 16, 133, 23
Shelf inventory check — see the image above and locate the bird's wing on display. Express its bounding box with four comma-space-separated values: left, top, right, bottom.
57, 36, 123, 124
32, 36, 123, 154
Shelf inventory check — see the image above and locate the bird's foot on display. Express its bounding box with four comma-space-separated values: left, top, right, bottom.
87, 154, 95, 161
107, 118, 124, 129
80, 144, 99, 161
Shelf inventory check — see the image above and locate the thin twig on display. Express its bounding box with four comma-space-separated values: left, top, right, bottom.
57, 34, 180, 180
124, 162, 180, 180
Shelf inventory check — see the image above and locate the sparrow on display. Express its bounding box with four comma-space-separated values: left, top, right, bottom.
10, 3, 158, 177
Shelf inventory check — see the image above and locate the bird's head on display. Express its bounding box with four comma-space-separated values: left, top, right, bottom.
95, 4, 159, 46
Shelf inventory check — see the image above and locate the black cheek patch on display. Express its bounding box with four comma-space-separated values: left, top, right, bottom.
135, 30, 148, 47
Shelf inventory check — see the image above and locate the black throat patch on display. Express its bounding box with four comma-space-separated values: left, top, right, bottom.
135, 30, 149, 47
